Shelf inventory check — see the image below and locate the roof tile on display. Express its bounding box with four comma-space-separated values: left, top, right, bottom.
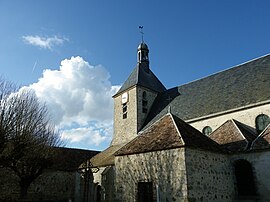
115, 113, 222, 156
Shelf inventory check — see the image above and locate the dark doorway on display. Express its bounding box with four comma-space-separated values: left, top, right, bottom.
138, 182, 153, 202
234, 160, 257, 198
96, 185, 101, 202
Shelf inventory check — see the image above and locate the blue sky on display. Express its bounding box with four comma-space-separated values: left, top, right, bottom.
0, 0, 270, 151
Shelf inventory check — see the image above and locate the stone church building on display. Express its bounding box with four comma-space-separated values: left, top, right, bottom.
91, 41, 270, 202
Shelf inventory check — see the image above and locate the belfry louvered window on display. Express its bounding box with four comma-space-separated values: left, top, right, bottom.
122, 103, 127, 119
142, 91, 148, 113
255, 114, 270, 134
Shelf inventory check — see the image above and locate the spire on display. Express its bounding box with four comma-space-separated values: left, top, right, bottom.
137, 26, 149, 67
139, 26, 144, 43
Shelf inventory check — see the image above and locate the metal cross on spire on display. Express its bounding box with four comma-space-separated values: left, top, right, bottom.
139, 26, 144, 42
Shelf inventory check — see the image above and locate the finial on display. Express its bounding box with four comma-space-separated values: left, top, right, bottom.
139, 26, 144, 43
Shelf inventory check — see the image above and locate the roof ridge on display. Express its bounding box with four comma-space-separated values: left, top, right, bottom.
231, 120, 249, 148
169, 113, 185, 146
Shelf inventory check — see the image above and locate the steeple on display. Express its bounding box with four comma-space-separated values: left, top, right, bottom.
114, 40, 166, 97
112, 38, 166, 145
137, 26, 149, 68
137, 42, 149, 65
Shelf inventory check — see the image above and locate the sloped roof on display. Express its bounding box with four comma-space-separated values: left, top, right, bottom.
90, 144, 125, 167
114, 63, 166, 97
50, 147, 99, 171
209, 120, 257, 152
115, 113, 222, 156
143, 54, 270, 129
252, 124, 270, 150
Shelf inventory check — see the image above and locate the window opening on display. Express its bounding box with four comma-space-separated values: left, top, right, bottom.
142, 52, 145, 60
202, 126, 212, 136
142, 91, 148, 114
255, 114, 270, 134
122, 103, 127, 119
138, 182, 153, 202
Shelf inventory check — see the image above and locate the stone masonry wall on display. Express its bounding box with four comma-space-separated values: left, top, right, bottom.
115, 148, 188, 202
93, 166, 116, 202
230, 151, 270, 202
190, 103, 270, 134
112, 88, 137, 145
185, 148, 234, 201
0, 168, 84, 202
112, 87, 158, 145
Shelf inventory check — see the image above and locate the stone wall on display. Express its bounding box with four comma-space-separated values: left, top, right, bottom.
93, 166, 116, 202
115, 148, 188, 202
112, 87, 158, 145
112, 88, 137, 145
185, 148, 234, 201
230, 151, 270, 201
189, 103, 270, 134
0, 168, 92, 202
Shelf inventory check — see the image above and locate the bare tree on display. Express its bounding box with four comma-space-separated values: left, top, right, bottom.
0, 78, 63, 200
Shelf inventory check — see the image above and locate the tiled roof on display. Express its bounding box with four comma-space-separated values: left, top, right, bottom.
252, 124, 270, 150
115, 113, 222, 156
90, 144, 125, 167
114, 63, 166, 97
143, 54, 270, 130
209, 120, 257, 152
50, 147, 99, 171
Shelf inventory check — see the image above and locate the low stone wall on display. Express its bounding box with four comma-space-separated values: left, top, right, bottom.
0, 168, 88, 202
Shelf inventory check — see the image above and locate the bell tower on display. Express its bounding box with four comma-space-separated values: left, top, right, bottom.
111, 38, 166, 146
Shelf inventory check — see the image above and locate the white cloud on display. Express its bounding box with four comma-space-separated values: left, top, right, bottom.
61, 124, 111, 146
24, 56, 120, 148
22, 35, 68, 50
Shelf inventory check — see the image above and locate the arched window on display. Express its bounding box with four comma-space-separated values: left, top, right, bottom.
255, 114, 270, 134
234, 159, 257, 198
202, 126, 212, 136
142, 91, 147, 99
142, 91, 148, 113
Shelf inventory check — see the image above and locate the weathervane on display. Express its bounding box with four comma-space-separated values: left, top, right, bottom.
139, 26, 144, 42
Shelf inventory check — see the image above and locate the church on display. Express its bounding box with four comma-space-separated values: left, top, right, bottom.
90, 40, 270, 202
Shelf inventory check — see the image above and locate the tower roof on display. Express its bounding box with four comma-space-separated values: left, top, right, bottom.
114, 41, 166, 97
114, 63, 166, 97
137, 42, 148, 50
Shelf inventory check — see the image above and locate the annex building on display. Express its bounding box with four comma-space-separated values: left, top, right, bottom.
91, 41, 270, 202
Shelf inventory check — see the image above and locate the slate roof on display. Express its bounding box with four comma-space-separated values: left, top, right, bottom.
252, 124, 270, 150
142, 54, 270, 130
209, 120, 257, 152
115, 113, 222, 156
50, 147, 99, 171
90, 144, 125, 167
114, 63, 166, 97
